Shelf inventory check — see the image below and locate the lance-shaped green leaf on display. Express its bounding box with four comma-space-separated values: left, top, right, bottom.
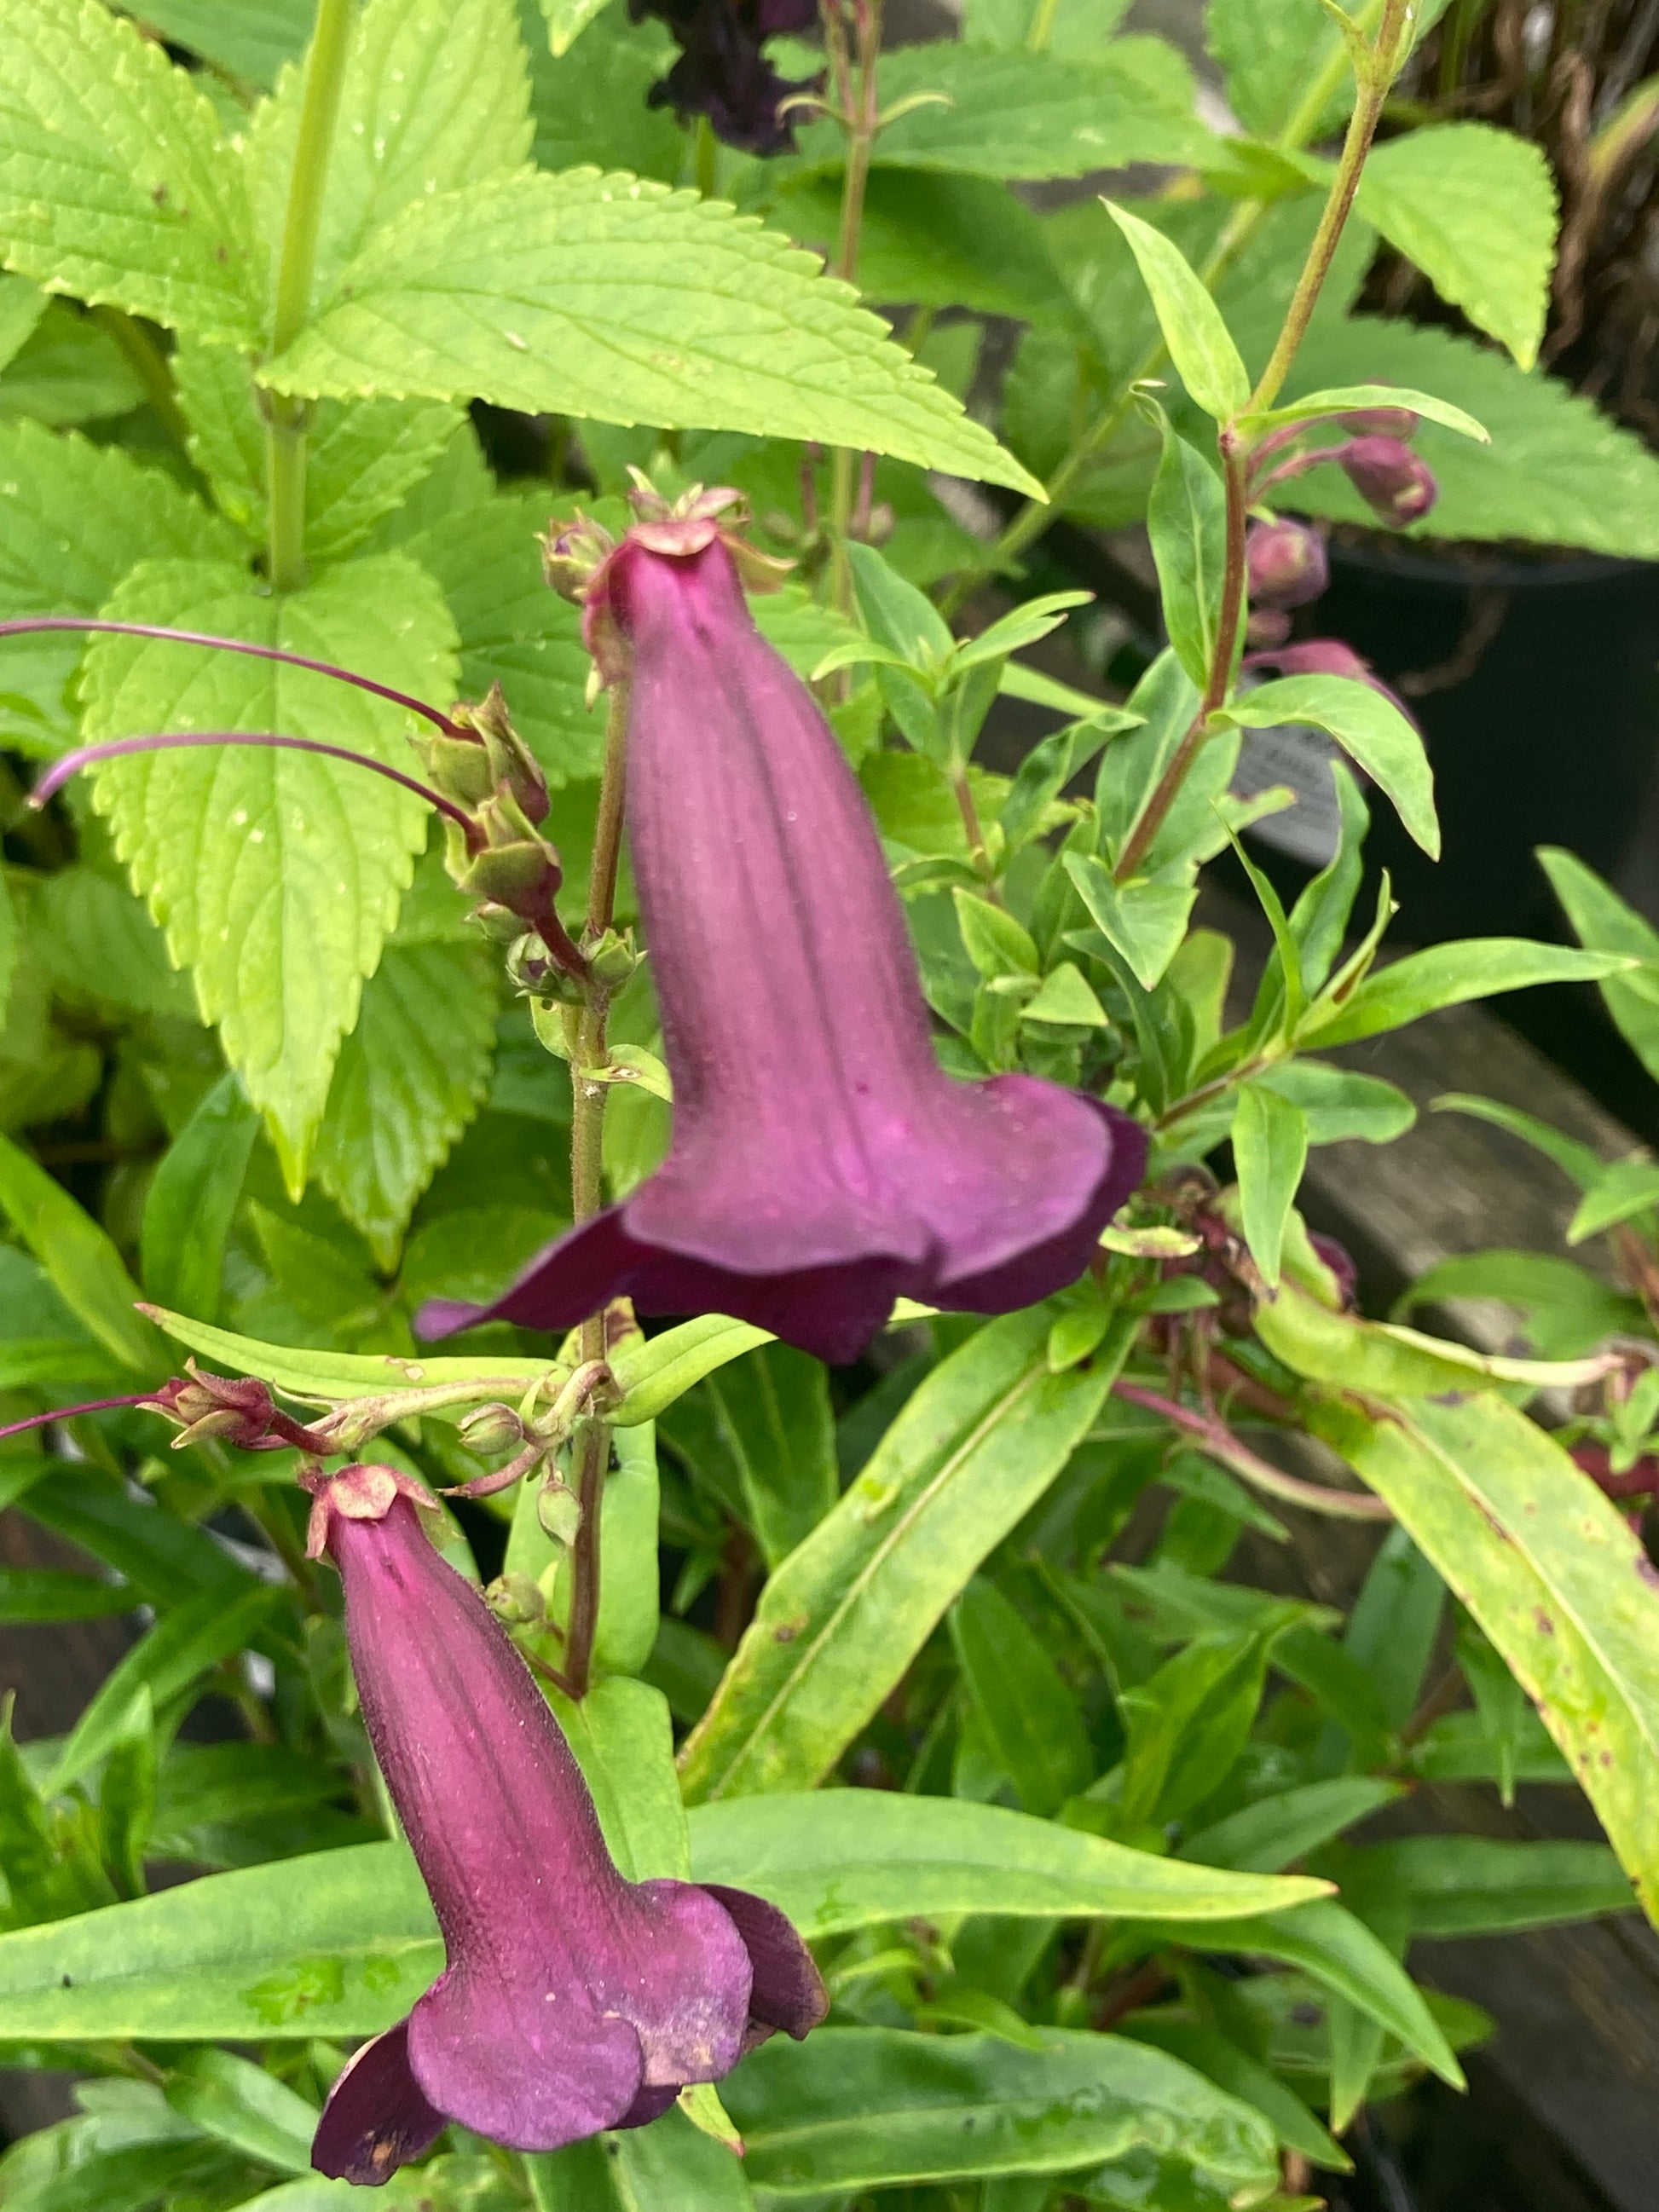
1064, 852, 1194, 992
0, 1793, 1326, 2042
1226, 674, 1439, 859
260, 170, 1041, 494
53, 1580, 284, 1791
0, 1568, 137, 1623
78, 555, 460, 1193
0, 1131, 161, 1373
1354, 1835, 1636, 1938
1104, 200, 1248, 421
1312, 1390, 1659, 1926
690, 1791, 1326, 1937
1538, 844, 1659, 1086
1301, 939, 1630, 1048
1233, 1083, 1307, 1288
140, 1074, 259, 1325
1147, 413, 1226, 689
1255, 1274, 1616, 1396
722, 2028, 1279, 2198
950, 1578, 1092, 1816
165, 2050, 319, 2177
1244, 381, 1488, 442
679, 1309, 1119, 1801
0, 0, 260, 340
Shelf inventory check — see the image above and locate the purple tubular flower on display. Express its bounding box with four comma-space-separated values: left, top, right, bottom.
1245, 519, 1328, 611
305, 1464, 824, 2186
419, 529, 1147, 1367
1339, 436, 1438, 527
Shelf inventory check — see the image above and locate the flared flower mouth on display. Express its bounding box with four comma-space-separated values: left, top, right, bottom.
419, 523, 1147, 1365
305, 1467, 825, 2184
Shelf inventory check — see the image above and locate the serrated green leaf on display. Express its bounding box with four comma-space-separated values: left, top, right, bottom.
538, 0, 620, 56
0, 0, 260, 340
261, 170, 1042, 494
35, 867, 198, 1024
679, 1309, 1119, 1801
965, 0, 1132, 57
0, 867, 15, 1032
247, 0, 535, 319
1105, 199, 1249, 421
521, 3, 680, 178
117, 0, 313, 90
794, 41, 1211, 181
1355, 124, 1558, 369
314, 936, 498, 1269
1228, 673, 1438, 858
1285, 315, 1659, 557
0, 420, 240, 754
174, 340, 463, 561
0, 272, 46, 373
78, 554, 459, 1193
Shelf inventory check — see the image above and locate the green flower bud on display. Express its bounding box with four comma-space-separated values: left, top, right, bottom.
459, 1402, 528, 1454
536, 1477, 583, 1548
483, 1571, 546, 1626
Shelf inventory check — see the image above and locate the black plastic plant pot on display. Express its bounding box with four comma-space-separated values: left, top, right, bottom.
1232, 536, 1659, 946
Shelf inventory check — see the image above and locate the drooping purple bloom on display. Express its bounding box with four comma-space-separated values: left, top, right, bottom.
1339, 435, 1438, 527
1245, 519, 1328, 611
419, 521, 1147, 1367
632, 0, 821, 153
305, 1464, 824, 2186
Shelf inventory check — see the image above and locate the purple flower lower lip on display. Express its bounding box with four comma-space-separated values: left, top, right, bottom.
305, 1464, 824, 2185
419, 528, 1147, 1367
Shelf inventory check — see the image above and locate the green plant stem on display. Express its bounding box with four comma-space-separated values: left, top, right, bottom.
1113, 1379, 1392, 1521
265, 0, 356, 594
694, 113, 719, 199
562, 679, 631, 1699
828, 0, 883, 614
1247, 0, 1413, 415
942, 0, 1402, 612
1112, 427, 1248, 882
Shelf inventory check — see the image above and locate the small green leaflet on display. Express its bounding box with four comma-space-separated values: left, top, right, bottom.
1104, 200, 1248, 422
0, 0, 260, 342
260, 170, 1042, 495
1234, 1083, 1308, 1288
78, 555, 460, 1194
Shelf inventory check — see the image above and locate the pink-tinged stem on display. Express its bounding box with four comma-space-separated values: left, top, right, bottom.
30, 731, 483, 847
0, 1395, 153, 1443
0, 619, 463, 737
1112, 1377, 1393, 1522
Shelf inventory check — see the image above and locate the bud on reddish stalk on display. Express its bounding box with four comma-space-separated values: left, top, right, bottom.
1245, 519, 1329, 610
1244, 637, 1419, 732
1339, 435, 1438, 526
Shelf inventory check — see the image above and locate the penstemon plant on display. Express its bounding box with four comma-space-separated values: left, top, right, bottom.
3, 3, 1659, 2211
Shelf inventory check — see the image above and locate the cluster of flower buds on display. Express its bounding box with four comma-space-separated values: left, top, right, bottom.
1240, 390, 1436, 672
142, 1363, 334, 1455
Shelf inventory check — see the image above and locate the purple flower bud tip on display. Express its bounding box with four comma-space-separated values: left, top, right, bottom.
419, 531, 1147, 1367
630, 0, 822, 153
1245, 519, 1328, 611
1308, 1231, 1358, 1309
307, 1467, 825, 2186
1339, 436, 1437, 527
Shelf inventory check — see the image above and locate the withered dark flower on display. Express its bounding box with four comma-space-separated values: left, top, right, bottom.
633, 0, 822, 153
305, 1464, 824, 2185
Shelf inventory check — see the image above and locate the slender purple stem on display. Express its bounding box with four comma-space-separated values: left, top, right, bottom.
30, 731, 483, 846
0, 1395, 153, 1443
1251, 438, 1357, 502
0, 618, 462, 737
